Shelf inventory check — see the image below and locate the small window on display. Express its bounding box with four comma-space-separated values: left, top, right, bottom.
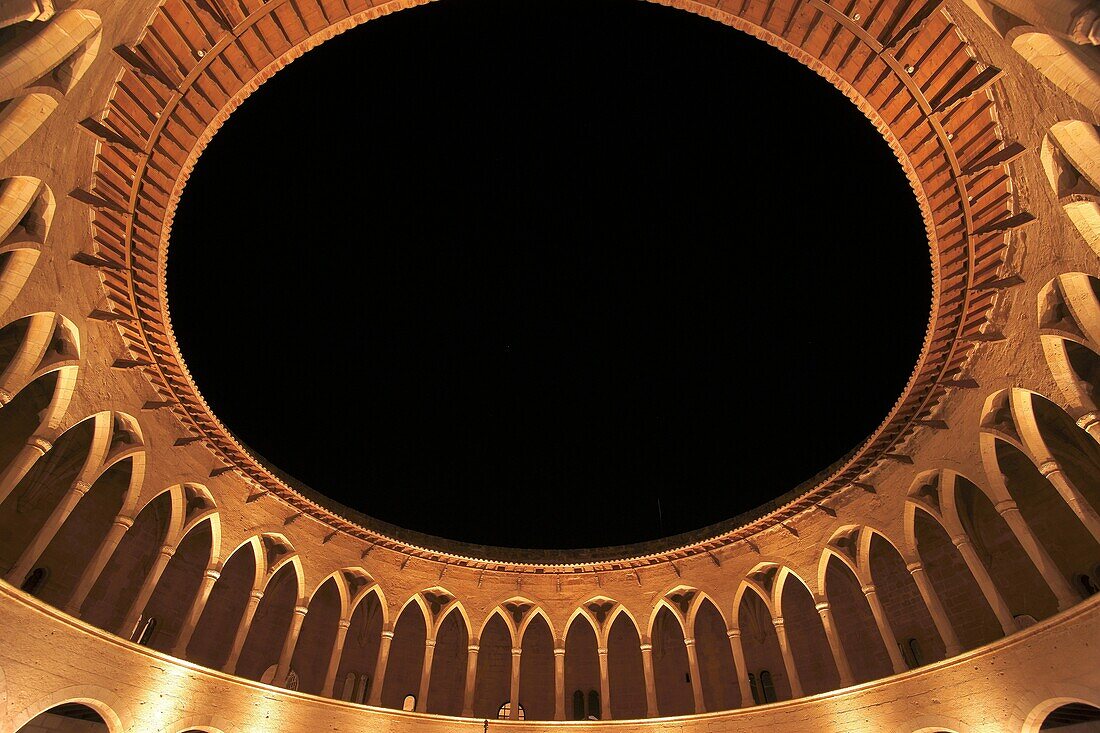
134, 616, 157, 646
1076, 573, 1099, 597
20, 567, 48, 595
286, 670, 300, 691
759, 670, 776, 703
402, 694, 416, 712
572, 690, 584, 720
341, 673, 356, 701
587, 689, 601, 720
907, 638, 923, 667
497, 701, 525, 720
355, 675, 370, 704
748, 672, 761, 704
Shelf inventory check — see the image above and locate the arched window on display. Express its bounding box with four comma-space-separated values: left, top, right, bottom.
355, 675, 370, 704
497, 701, 525, 720
907, 638, 924, 667
402, 694, 416, 712
587, 689, 601, 720
286, 670, 300, 691
134, 616, 157, 646
748, 672, 761, 704
1076, 573, 1099, 597
20, 567, 48, 596
572, 690, 584, 720
759, 670, 776, 703
341, 673, 356, 701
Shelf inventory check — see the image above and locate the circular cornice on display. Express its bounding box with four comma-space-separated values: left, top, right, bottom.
85, 0, 1020, 567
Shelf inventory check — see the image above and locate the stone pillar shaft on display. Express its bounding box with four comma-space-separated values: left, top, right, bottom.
815, 602, 854, 687
368, 629, 394, 706
861, 584, 907, 674
640, 642, 658, 717
322, 618, 351, 698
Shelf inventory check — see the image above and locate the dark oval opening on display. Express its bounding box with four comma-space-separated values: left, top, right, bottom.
168, 0, 930, 549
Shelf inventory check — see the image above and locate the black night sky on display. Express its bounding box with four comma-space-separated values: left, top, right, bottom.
167, 0, 930, 550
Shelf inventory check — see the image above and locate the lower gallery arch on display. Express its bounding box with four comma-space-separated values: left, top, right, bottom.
693, 598, 740, 710
736, 588, 788, 703
79, 489, 172, 631
0, 418, 94, 588
187, 540, 257, 669
912, 508, 1003, 650
290, 575, 341, 694
518, 613, 554, 720
867, 532, 945, 667
652, 605, 692, 715
564, 616, 600, 719
334, 590, 382, 703
140, 519, 213, 652
472, 613, 510, 718
954, 475, 1059, 623
994, 437, 1100, 594
823, 554, 893, 683
235, 560, 299, 681
15, 702, 114, 733
426, 606, 467, 715
382, 601, 427, 709
28, 455, 135, 610
607, 611, 646, 719
779, 576, 840, 695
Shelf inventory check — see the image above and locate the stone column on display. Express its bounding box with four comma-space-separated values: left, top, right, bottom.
66, 513, 134, 614
118, 543, 175, 636
553, 646, 565, 720
951, 533, 1016, 635
508, 647, 522, 719
906, 561, 962, 656
814, 601, 854, 687
771, 617, 803, 698
861, 584, 907, 674
726, 628, 753, 706
995, 498, 1079, 609
367, 629, 394, 706
0, 435, 50, 505
275, 604, 309, 686
597, 646, 612, 719
639, 641, 658, 717
462, 643, 479, 717
417, 638, 436, 711
223, 589, 263, 674
322, 618, 351, 697
173, 567, 219, 655
1040, 459, 1100, 543
7, 478, 88, 586
682, 636, 706, 712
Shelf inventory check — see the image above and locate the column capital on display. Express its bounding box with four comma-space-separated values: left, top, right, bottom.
682, 636, 696, 646
1076, 411, 1099, 433
905, 561, 925, 574
597, 647, 608, 655
381, 630, 395, 640
511, 647, 523, 656
771, 616, 785, 628
861, 584, 877, 596
28, 435, 52, 453
950, 534, 972, 549
337, 619, 351, 630
71, 479, 91, 495
0, 388, 13, 405
158, 544, 176, 558
249, 589, 264, 602
468, 644, 480, 653
726, 628, 741, 639
293, 605, 309, 616
553, 647, 565, 656
203, 568, 221, 582
639, 643, 653, 652
1038, 459, 1061, 478
425, 639, 436, 648
994, 499, 1019, 516
113, 515, 135, 530
814, 601, 831, 612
